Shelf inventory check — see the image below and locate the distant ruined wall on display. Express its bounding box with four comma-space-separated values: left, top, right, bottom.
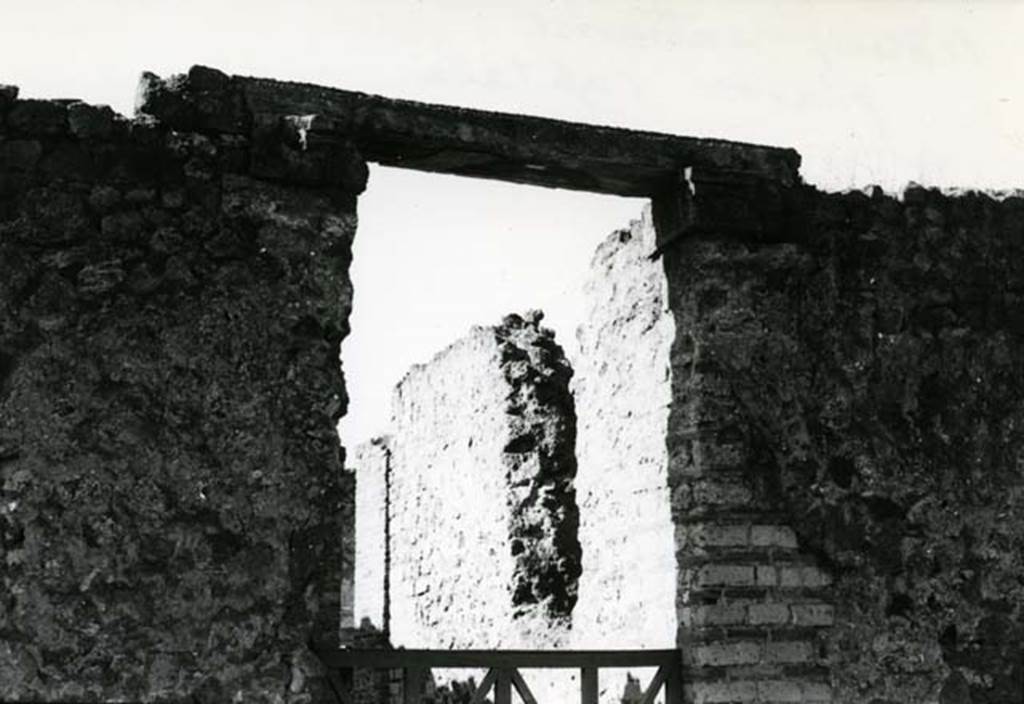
351, 437, 390, 634
653, 184, 1024, 703
0, 68, 365, 703
386, 313, 581, 651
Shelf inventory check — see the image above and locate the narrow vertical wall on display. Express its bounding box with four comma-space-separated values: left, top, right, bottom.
0, 69, 366, 702
386, 313, 581, 650
572, 207, 678, 698
352, 436, 391, 634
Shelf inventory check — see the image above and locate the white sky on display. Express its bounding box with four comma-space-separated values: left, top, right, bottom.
3, 0, 1022, 445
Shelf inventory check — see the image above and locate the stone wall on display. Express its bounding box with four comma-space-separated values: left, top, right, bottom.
572, 207, 678, 699
385, 313, 581, 651
659, 233, 835, 704
366, 314, 580, 700
352, 437, 391, 634
0, 67, 365, 702
4, 62, 1023, 704
666, 184, 1024, 704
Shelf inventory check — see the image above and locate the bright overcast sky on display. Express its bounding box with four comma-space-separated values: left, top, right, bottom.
3, 0, 1022, 445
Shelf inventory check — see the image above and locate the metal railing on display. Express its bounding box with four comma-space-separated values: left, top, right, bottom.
317, 649, 683, 704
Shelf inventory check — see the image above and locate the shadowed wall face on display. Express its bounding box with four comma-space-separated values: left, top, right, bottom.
661, 185, 1024, 704
0, 79, 365, 702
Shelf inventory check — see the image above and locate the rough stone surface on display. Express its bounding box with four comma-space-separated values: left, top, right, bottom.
136, 66, 800, 199
135, 66, 802, 250
376, 314, 579, 700
0, 88, 365, 702
572, 207, 678, 701
5, 66, 1024, 704
661, 184, 1024, 703
351, 437, 391, 634
386, 313, 580, 650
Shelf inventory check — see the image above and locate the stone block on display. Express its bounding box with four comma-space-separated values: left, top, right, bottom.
750, 525, 799, 549
0, 139, 42, 171
748, 603, 790, 625
0, 83, 18, 109
6, 99, 67, 136
76, 259, 125, 295
703, 523, 752, 547
695, 564, 757, 587
691, 680, 758, 704
764, 640, 814, 664
756, 565, 779, 587
790, 603, 834, 626
68, 102, 120, 139
683, 603, 747, 627
756, 680, 804, 703
686, 478, 755, 511
799, 566, 832, 588
779, 566, 803, 588
694, 641, 763, 667
800, 682, 833, 701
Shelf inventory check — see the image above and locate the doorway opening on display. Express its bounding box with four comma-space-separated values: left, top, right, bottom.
342, 166, 679, 703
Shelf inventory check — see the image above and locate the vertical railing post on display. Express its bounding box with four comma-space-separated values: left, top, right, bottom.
665, 656, 683, 704
323, 665, 354, 704
403, 666, 423, 704
495, 668, 512, 704
581, 666, 598, 704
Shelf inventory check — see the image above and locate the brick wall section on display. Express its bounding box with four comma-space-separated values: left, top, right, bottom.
679, 185, 1024, 704
572, 206, 678, 700
656, 183, 1024, 703
573, 206, 835, 702
387, 313, 581, 650
660, 236, 837, 703
351, 436, 391, 634
0, 68, 366, 702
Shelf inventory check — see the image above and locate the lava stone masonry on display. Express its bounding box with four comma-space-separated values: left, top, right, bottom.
660, 184, 1024, 703
0, 67, 366, 702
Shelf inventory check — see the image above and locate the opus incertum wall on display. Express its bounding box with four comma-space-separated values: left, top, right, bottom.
2, 65, 1023, 703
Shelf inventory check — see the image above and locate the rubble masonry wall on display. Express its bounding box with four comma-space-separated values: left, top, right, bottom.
352, 437, 390, 634
0, 67, 365, 703
571, 207, 678, 699
386, 314, 581, 651
663, 185, 1024, 704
